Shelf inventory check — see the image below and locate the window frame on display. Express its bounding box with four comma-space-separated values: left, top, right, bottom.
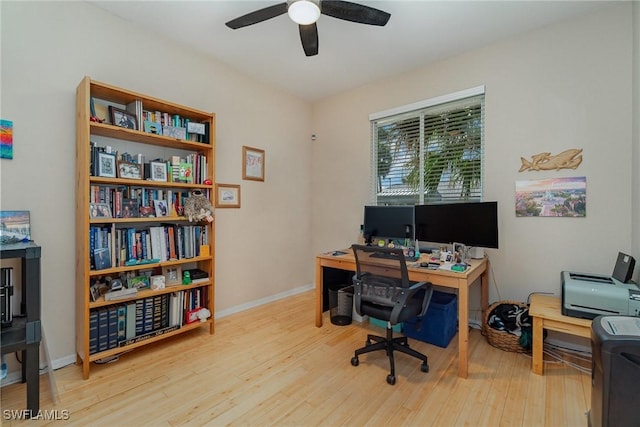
369, 86, 485, 206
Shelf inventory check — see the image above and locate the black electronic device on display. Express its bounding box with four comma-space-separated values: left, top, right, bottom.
1, 267, 13, 328
363, 205, 414, 244
612, 252, 636, 283
414, 202, 498, 249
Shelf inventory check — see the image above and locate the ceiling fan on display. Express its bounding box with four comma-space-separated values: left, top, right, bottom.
225, 0, 391, 57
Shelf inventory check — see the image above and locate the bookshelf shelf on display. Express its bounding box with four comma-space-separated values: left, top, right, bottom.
76, 76, 216, 379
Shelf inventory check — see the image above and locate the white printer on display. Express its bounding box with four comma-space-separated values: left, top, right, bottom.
562, 271, 640, 319
562, 252, 639, 320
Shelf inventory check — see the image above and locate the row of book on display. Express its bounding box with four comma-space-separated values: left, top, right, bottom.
91, 98, 209, 144
90, 184, 207, 219
89, 142, 209, 184
90, 224, 209, 270
89, 288, 206, 354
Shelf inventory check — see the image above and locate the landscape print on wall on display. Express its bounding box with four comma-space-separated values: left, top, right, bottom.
515, 177, 586, 217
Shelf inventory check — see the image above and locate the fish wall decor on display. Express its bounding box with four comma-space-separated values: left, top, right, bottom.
519, 148, 583, 172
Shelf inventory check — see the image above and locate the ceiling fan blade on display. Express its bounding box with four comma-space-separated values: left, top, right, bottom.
225, 2, 288, 29
321, 0, 390, 26
299, 23, 319, 57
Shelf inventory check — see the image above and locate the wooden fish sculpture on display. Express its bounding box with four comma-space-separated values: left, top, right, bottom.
519, 148, 583, 172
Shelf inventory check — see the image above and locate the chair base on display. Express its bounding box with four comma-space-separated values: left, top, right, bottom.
351, 325, 429, 385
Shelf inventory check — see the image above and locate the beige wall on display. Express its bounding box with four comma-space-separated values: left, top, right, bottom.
0, 1, 636, 374
312, 3, 635, 323
0, 1, 313, 368
633, 2, 640, 278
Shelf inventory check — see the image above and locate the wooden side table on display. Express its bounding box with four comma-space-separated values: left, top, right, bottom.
529, 294, 592, 375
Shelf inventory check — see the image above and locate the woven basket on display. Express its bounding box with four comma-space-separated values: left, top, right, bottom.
484, 300, 529, 353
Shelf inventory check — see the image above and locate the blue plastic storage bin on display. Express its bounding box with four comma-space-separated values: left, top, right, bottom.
403, 291, 458, 348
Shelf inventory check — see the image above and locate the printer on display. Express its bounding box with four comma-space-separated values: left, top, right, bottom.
562, 271, 640, 319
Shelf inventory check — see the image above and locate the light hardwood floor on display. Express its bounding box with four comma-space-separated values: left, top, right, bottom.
1, 290, 591, 426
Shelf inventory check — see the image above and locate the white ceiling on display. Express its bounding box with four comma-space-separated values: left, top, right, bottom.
90, 0, 614, 102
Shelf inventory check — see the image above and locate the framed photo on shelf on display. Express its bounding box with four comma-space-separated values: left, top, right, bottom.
97, 152, 116, 178
242, 146, 265, 182
150, 161, 167, 181
215, 183, 241, 208
121, 199, 139, 218
139, 205, 155, 218
90, 203, 112, 219
162, 265, 182, 286
150, 275, 166, 290
127, 275, 150, 290
117, 161, 142, 180
144, 121, 162, 135
109, 106, 137, 130
153, 199, 168, 217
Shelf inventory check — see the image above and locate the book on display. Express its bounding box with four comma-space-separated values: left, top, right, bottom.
108, 306, 119, 349
93, 247, 111, 270
89, 310, 98, 355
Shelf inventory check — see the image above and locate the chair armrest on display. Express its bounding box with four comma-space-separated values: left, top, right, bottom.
388, 281, 433, 324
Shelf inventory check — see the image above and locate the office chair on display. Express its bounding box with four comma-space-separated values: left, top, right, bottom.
350, 244, 433, 385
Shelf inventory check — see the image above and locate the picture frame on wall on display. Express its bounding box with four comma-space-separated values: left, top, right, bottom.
109, 106, 137, 130
97, 152, 116, 177
215, 183, 241, 208
242, 146, 265, 182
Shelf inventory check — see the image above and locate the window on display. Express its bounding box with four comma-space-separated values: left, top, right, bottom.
370, 87, 485, 205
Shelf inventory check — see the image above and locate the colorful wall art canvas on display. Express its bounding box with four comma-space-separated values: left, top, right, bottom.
0, 211, 31, 244
0, 120, 13, 159
515, 177, 586, 217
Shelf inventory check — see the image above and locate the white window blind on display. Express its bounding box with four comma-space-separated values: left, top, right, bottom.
370, 88, 485, 205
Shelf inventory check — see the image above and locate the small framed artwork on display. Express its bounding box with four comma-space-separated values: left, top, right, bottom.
90, 203, 112, 219
242, 146, 265, 182
127, 275, 150, 290
153, 199, 168, 217
0, 211, 30, 243
98, 152, 116, 177
150, 161, 167, 182
215, 183, 241, 208
144, 121, 162, 135
109, 106, 137, 130
118, 161, 143, 180
162, 265, 182, 286
139, 205, 155, 218
150, 275, 166, 290
121, 199, 139, 218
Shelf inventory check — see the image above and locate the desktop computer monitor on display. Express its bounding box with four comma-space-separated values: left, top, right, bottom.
414, 201, 498, 249
363, 205, 414, 243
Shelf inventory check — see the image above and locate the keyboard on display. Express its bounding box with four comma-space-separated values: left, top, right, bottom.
370, 252, 418, 262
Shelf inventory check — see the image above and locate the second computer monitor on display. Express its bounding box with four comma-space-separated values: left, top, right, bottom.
363, 205, 414, 242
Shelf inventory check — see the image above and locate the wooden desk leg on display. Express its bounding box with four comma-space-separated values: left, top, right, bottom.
532, 316, 544, 375
315, 258, 323, 327
458, 283, 469, 379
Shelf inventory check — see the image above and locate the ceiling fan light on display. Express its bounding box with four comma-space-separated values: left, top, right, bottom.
288, 0, 320, 25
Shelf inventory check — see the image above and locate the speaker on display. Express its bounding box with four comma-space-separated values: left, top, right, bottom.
612, 252, 635, 283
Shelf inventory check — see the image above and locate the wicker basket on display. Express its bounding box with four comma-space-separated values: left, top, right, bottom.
484, 300, 529, 353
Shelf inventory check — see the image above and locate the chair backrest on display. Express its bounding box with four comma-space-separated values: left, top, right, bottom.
351, 244, 410, 285
351, 244, 412, 308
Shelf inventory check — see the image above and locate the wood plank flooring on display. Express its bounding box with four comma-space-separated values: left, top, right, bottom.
1, 290, 591, 426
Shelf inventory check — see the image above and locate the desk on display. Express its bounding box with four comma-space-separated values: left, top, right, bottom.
315, 251, 488, 378
0, 241, 41, 415
529, 294, 591, 375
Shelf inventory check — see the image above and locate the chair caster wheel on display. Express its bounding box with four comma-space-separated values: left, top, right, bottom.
386, 374, 396, 385
351, 357, 359, 367
421, 363, 429, 373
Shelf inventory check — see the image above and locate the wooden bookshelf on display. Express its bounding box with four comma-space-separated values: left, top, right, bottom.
75, 77, 216, 379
